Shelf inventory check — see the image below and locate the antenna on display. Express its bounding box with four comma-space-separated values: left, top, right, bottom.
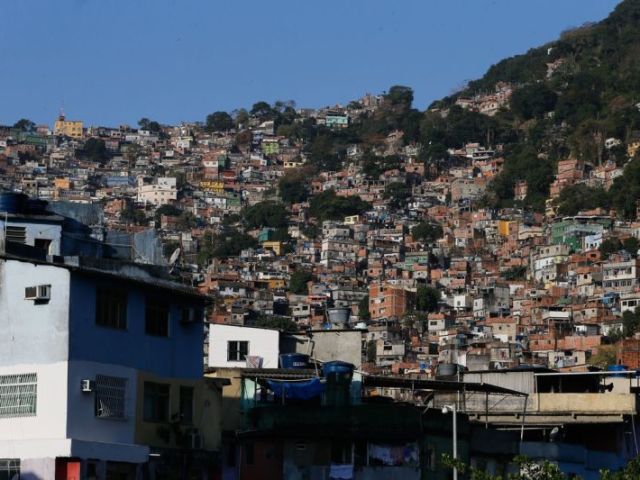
169, 247, 181, 266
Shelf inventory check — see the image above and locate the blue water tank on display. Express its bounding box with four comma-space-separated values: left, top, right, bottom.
279, 353, 310, 369
0, 192, 27, 214
323, 361, 354, 379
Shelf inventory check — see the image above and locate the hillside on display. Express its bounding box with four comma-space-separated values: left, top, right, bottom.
422, 0, 640, 215
293, 0, 640, 218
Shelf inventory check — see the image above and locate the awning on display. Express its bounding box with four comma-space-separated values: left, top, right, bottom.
265, 377, 326, 400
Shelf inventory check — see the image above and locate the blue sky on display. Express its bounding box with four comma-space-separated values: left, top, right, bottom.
0, 0, 621, 127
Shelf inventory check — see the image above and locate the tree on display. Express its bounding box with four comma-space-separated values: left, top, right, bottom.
232, 108, 250, 128
81, 138, 109, 164
599, 237, 622, 259
278, 171, 309, 204
411, 222, 443, 243
289, 270, 313, 295
588, 345, 617, 369
309, 190, 371, 221
252, 315, 298, 333
416, 285, 440, 313
366, 340, 377, 363
138, 118, 162, 133
242, 201, 288, 229
250, 101, 274, 120
358, 295, 370, 321
510, 83, 558, 120
623, 309, 640, 338
622, 237, 639, 257
154, 204, 182, 225
205, 111, 234, 132
555, 184, 610, 216
383, 182, 411, 209
13, 118, 35, 131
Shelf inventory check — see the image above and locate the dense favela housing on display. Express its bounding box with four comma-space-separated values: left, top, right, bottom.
6, 2, 640, 478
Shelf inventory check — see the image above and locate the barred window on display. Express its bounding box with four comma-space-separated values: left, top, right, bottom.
0, 373, 37, 418
0, 459, 20, 479
95, 375, 126, 419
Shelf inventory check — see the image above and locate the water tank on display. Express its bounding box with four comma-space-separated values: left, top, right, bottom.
323, 361, 355, 407
436, 363, 459, 378
279, 353, 310, 369
0, 192, 27, 214
327, 307, 350, 328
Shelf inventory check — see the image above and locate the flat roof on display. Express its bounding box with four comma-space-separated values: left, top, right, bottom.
363, 375, 528, 396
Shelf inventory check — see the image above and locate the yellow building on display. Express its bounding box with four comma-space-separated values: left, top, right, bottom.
54, 177, 72, 190
498, 220, 514, 237
262, 240, 283, 256
54, 114, 84, 138
134, 371, 228, 452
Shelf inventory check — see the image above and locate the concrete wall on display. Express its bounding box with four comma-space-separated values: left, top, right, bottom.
66, 360, 138, 446
208, 324, 280, 368
0, 218, 62, 255
290, 330, 362, 368
134, 371, 223, 451
0, 260, 70, 365
68, 272, 203, 379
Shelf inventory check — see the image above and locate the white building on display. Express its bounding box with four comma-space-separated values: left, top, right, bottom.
208, 324, 280, 369
0, 254, 212, 479
136, 176, 177, 206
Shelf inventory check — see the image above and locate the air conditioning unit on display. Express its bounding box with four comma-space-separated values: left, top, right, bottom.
81, 379, 95, 393
25, 284, 51, 301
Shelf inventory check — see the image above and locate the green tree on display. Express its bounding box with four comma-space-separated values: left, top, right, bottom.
588, 345, 617, 369
138, 118, 162, 132
383, 182, 411, 209
81, 138, 109, 164
411, 222, 443, 243
289, 270, 313, 295
358, 295, 370, 321
253, 315, 298, 333
623, 309, 640, 338
13, 118, 35, 131
205, 111, 234, 132
510, 83, 558, 120
278, 171, 309, 204
599, 237, 622, 259
309, 190, 371, 221
623, 237, 639, 257
242, 201, 288, 229
416, 285, 440, 313
250, 101, 274, 120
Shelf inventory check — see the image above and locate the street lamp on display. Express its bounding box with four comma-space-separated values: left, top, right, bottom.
442, 404, 458, 480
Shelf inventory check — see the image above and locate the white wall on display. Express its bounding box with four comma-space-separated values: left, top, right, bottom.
0, 361, 68, 448
0, 260, 70, 365
0, 219, 62, 255
208, 324, 279, 368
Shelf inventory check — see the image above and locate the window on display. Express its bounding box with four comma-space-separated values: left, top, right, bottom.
0, 459, 20, 480
143, 382, 170, 422
96, 287, 127, 329
0, 373, 37, 418
5, 226, 26, 244
227, 341, 249, 362
179, 386, 194, 424
95, 375, 126, 419
145, 299, 169, 337
34, 238, 52, 253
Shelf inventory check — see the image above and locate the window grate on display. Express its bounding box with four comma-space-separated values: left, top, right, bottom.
5, 226, 26, 244
0, 373, 37, 418
95, 375, 126, 419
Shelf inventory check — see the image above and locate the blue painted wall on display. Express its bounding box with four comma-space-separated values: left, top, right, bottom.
68, 273, 203, 379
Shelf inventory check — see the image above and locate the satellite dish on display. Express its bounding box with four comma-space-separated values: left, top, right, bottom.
169, 247, 181, 265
